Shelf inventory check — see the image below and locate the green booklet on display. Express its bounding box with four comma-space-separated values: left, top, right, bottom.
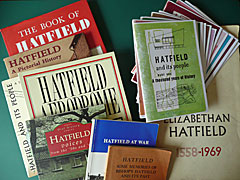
133, 20, 208, 122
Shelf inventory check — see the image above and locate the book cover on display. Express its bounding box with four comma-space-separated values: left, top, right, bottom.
156, 25, 240, 180
0, 0, 106, 56
132, 20, 208, 122
26, 105, 106, 180
105, 146, 172, 180
4, 34, 90, 78
18, 52, 132, 121
85, 119, 159, 180
1, 77, 36, 177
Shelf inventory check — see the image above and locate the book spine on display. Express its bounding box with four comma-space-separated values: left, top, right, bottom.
104, 146, 114, 180
193, 21, 208, 110
2, 77, 37, 177
85, 119, 96, 180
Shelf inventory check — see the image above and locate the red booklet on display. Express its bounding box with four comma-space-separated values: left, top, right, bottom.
0, 0, 106, 56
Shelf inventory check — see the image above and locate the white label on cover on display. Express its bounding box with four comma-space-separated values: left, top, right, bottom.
145, 29, 179, 112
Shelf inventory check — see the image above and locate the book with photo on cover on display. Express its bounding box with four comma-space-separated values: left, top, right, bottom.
18, 52, 132, 121
26, 105, 106, 180
0, 0, 106, 56
85, 119, 159, 180
132, 20, 208, 122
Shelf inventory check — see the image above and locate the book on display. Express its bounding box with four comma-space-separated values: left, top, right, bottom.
85, 119, 159, 180
26, 105, 106, 180
105, 146, 172, 180
4, 34, 90, 78
156, 25, 240, 180
2, 77, 36, 177
18, 52, 132, 121
0, 0, 106, 56
132, 20, 208, 122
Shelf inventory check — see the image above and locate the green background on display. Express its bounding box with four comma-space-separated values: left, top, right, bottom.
0, 0, 239, 179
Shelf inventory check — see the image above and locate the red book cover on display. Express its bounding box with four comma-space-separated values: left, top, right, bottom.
0, 0, 106, 56
163, 1, 219, 30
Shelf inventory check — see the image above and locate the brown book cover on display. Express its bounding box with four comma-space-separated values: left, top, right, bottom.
105, 146, 172, 180
4, 33, 90, 78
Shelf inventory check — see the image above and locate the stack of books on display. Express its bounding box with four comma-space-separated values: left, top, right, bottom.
85, 119, 171, 180
1, 1, 239, 180
131, 0, 239, 121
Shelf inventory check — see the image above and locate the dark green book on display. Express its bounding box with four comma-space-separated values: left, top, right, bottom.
26, 105, 106, 180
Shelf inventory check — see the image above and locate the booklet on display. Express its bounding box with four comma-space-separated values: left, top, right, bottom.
133, 20, 208, 121
105, 146, 172, 180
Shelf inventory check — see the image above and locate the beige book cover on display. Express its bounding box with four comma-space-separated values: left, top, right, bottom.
105, 146, 172, 180
2, 77, 37, 177
156, 25, 240, 180
18, 52, 132, 121
4, 34, 90, 78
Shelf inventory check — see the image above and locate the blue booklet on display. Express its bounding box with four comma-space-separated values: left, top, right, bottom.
85, 119, 159, 180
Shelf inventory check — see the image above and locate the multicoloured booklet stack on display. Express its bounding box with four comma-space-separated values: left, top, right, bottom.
131, 0, 239, 121
1, 0, 132, 178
